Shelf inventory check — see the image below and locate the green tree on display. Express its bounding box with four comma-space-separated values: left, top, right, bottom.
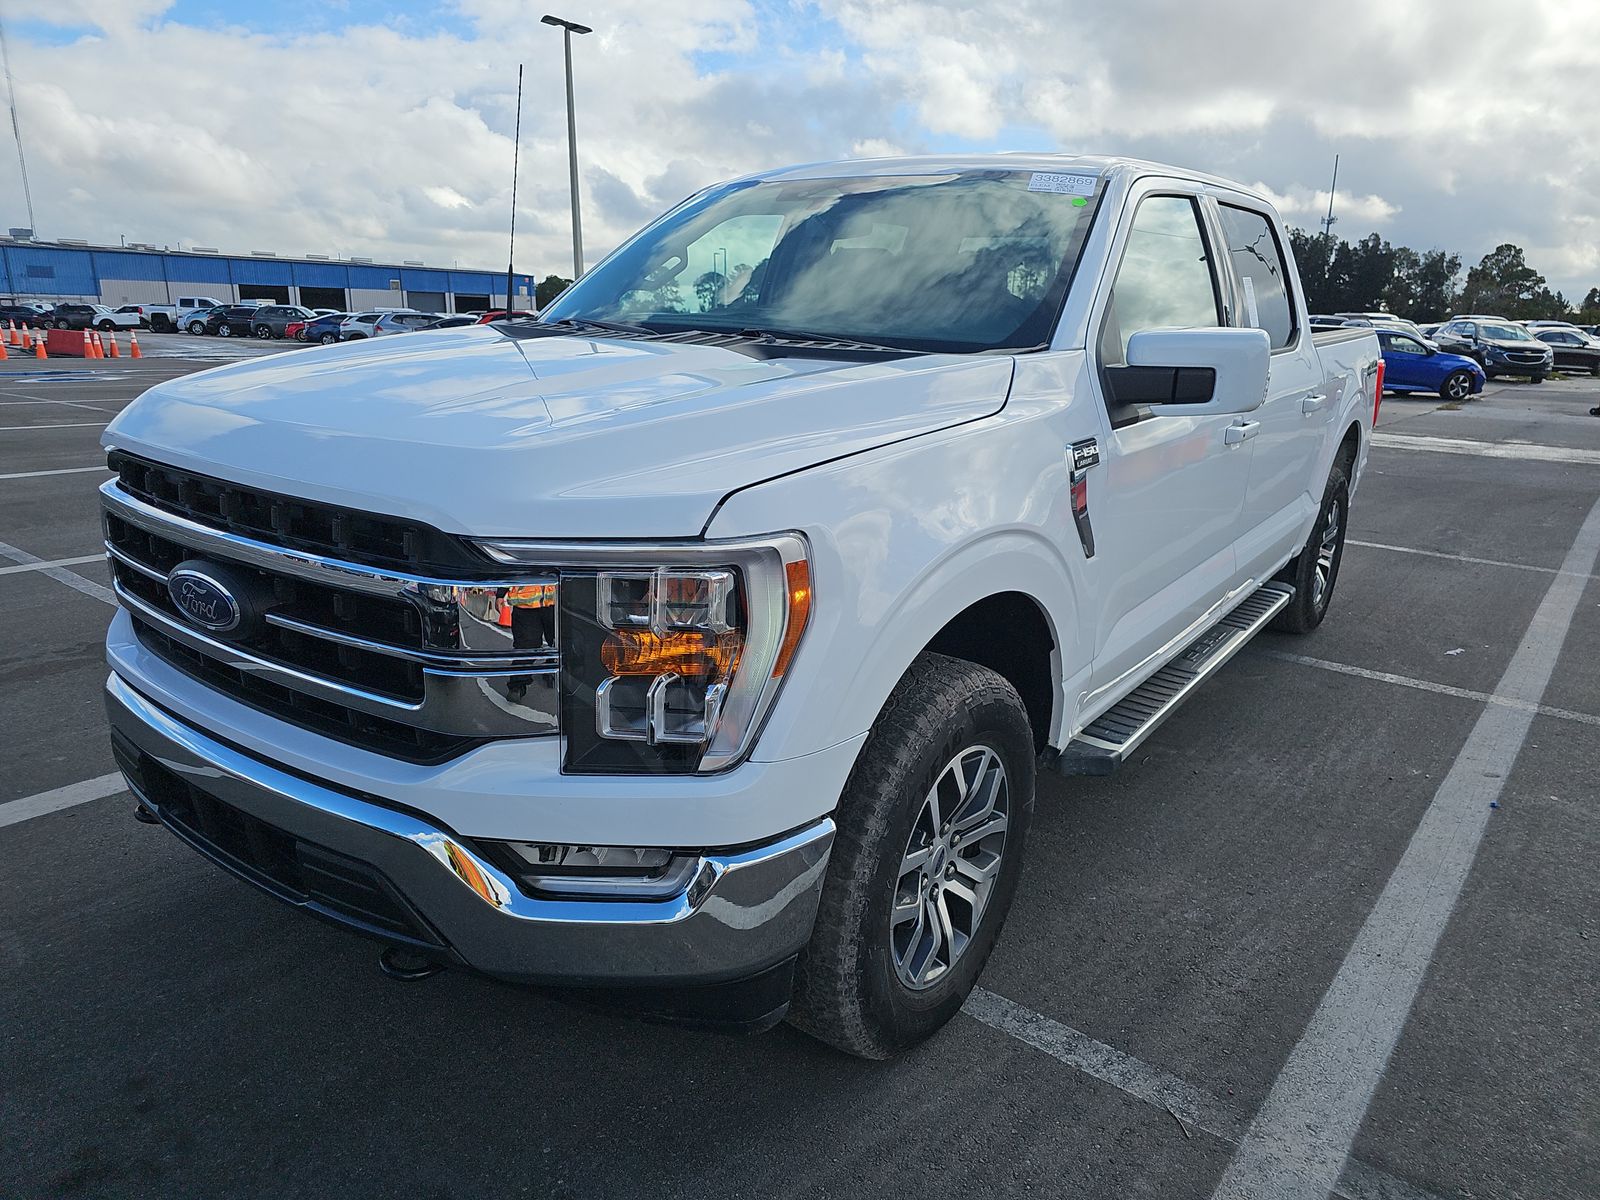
1578, 286, 1600, 323
693, 270, 726, 312
1408, 249, 1462, 320
1459, 244, 1549, 319
534, 274, 572, 308
1288, 228, 1337, 313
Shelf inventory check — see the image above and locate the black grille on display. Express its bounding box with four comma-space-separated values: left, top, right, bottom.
115, 735, 444, 949
130, 616, 482, 764
108, 450, 493, 576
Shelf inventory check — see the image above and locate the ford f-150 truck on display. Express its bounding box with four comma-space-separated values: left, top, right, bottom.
144, 295, 229, 334
101, 156, 1381, 1058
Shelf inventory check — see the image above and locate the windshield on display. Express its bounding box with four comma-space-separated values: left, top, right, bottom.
1481, 322, 1534, 341
540, 170, 1104, 353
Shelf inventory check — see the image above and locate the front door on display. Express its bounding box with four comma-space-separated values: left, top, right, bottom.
1082, 188, 1256, 707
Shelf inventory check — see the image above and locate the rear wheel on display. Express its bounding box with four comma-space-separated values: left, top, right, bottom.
788, 652, 1034, 1059
217, 325, 231, 337
97, 320, 115, 331
319, 332, 337, 344
254, 324, 273, 339
54, 319, 69, 329
1273, 462, 1349, 634
1441, 369, 1474, 401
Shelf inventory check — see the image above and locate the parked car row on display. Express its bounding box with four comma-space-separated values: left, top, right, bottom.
0, 301, 148, 331
1318, 310, 1600, 385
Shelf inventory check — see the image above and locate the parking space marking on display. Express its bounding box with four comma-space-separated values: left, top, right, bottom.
1260, 649, 1600, 728
0, 540, 116, 604
0, 773, 127, 830
965, 990, 1448, 1200
1347, 538, 1599, 581
0, 420, 111, 431
1371, 431, 1600, 467
1212, 493, 1600, 1200
0, 465, 111, 481
0, 553, 106, 577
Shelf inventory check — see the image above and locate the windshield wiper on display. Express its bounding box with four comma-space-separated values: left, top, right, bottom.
735, 327, 908, 353
546, 316, 656, 335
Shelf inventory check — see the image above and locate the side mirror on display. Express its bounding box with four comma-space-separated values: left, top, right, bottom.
1124, 327, 1271, 417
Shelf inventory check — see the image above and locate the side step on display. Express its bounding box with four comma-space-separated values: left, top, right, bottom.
1051, 581, 1294, 777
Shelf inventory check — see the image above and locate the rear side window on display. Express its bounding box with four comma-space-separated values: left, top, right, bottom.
1218, 204, 1295, 350
1100, 194, 1220, 364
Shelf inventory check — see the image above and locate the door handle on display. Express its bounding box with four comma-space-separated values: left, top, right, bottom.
1224, 421, 1261, 446
1300, 392, 1329, 415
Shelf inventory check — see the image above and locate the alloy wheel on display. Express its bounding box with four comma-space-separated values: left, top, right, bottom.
1313, 495, 1343, 610
891, 745, 1009, 991
1446, 372, 1472, 400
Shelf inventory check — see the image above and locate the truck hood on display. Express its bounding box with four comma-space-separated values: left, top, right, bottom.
103, 325, 1015, 539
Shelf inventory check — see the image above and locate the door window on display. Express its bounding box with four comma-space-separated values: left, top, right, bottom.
1218, 204, 1295, 349
1100, 195, 1220, 365
1383, 333, 1427, 356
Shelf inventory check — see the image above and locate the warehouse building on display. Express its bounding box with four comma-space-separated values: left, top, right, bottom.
0, 236, 532, 315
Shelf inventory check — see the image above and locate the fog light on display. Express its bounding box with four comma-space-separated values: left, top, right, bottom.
485, 840, 698, 898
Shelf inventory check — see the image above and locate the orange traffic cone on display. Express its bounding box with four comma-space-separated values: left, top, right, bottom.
81, 329, 93, 358
0, 335, 9, 361
6, 320, 16, 346
34, 331, 46, 359
107, 331, 120, 358
129, 330, 143, 359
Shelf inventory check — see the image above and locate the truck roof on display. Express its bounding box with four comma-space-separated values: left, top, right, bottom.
739, 154, 1272, 203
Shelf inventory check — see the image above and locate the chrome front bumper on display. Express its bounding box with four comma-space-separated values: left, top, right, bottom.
105, 673, 835, 989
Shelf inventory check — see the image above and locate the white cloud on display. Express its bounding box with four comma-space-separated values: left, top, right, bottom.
0, 0, 1594, 296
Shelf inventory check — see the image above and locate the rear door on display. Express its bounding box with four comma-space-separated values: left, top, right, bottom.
1210, 198, 1326, 583
1379, 330, 1431, 388
1082, 186, 1256, 703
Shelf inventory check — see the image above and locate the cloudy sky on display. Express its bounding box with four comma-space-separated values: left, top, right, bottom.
4, 0, 1597, 298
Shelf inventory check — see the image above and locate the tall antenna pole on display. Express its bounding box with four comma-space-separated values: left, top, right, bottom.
1320, 154, 1339, 237
0, 13, 37, 233
505, 63, 523, 312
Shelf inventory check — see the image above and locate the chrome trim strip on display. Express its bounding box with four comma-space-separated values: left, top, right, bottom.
116, 581, 560, 737
102, 479, 538, 598
105, 541, 169, 583
261, 610, 556, 671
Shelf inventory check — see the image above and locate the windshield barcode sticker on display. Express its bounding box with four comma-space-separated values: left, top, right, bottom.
1028, 172, 1097, 196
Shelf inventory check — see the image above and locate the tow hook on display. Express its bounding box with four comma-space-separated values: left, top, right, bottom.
134, 802, 160, 825
378, 946, 447, 982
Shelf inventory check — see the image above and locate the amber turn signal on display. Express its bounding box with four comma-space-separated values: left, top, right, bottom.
601, 629, 742, 679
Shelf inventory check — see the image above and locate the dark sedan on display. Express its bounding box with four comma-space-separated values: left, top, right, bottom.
0, 303, 53, 328
249, 304, 318, 339
1533, 328, 1600, 376
301, 312, 352, 344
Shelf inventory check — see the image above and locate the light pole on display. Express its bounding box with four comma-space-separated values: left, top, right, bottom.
541, 14, 591, 280
506, 63, 524, 312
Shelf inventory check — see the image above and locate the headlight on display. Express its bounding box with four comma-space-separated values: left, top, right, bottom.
475, 535, 811, 773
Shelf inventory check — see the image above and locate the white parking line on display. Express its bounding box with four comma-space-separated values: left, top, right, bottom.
1211, 493, 1600, 1200
0, 465, 112, 481
1371, 431, 1600, 466
0, 539, 116, 604
1260, 650, 1600, 728
1347, 538, 1600, 580
0, 773, 127, 830
964, 990, 1448, 1200
0, 420, 111, 431
0, 553, 106, 577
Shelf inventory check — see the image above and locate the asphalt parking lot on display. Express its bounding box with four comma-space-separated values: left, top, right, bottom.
2, 353, 1597, 1199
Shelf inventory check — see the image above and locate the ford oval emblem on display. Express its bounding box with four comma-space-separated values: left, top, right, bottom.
168, 568, 242, 633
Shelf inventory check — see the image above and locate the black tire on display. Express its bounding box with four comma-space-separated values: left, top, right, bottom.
97, 320, 115, 332
1440, 369, 1474, 402
1272, 463, 1350, 634
217, 324, 231, 338
151, 314, 172, 333
1590, 362, 1600, 377
54, 319, 69, 329
788, 652, 1035, 1059
1530, 374, 1545, 384
319, 332, 337, 344
254, 324, 273, 339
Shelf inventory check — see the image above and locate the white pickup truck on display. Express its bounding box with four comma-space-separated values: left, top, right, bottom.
144, 295, 228, 334
100, 156, 1381, 1057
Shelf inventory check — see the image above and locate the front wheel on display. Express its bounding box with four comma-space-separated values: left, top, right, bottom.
1530, 374, 1545, 385
1273, 462, 1349, 634
1441, 369, 1475, 401
788, 652, 1035, 1059
217, 325, 231, 337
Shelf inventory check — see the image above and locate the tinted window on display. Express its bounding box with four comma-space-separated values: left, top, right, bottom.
1100, 194, 1219, 362
1383, 334, 1426, 356
1219, 204, 1294, 349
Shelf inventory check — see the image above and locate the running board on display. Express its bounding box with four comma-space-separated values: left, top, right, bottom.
1050, 581, 1295, 777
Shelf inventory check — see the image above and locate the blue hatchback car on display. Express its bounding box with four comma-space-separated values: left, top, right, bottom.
1377, 329, 1485, 401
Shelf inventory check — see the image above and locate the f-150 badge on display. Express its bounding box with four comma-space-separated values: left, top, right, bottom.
1070, 439, 1100, 471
